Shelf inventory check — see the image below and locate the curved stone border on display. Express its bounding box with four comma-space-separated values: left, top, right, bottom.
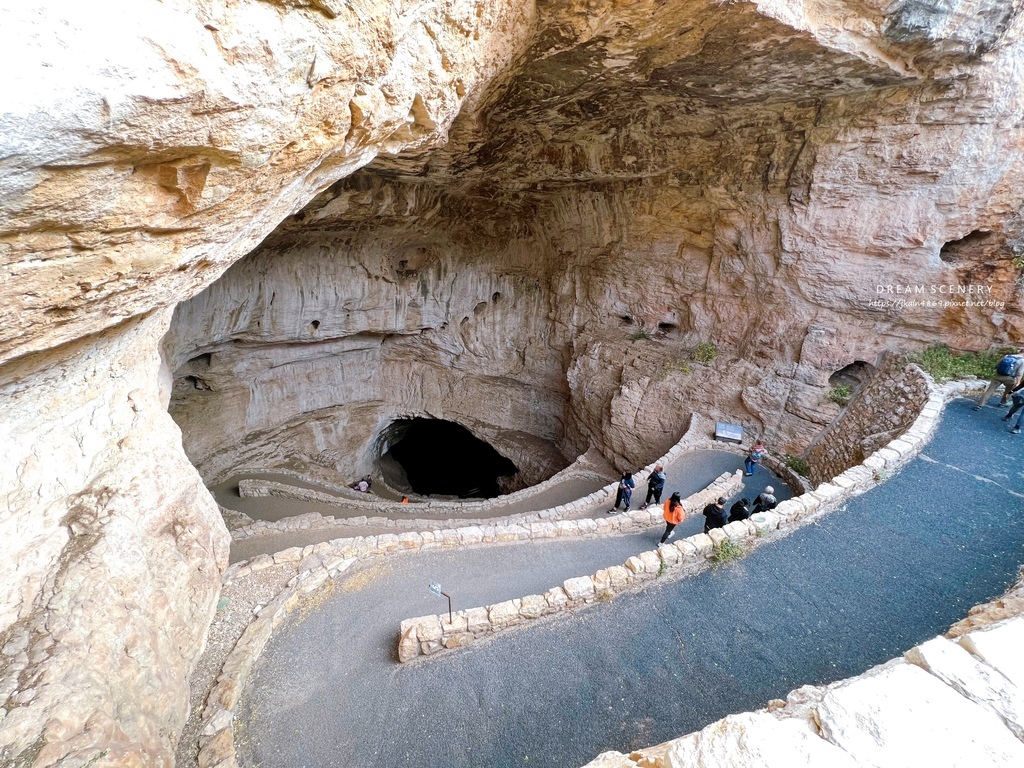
196, 373, 979, 766
396, 514, 781, 662
229, 417, 704, 539
580, 578, 1024, 767
229, 415, 701, 520
392, 372, 979, 663
193, 468, 738, 767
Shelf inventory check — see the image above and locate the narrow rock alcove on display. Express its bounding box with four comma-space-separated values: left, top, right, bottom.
939, 230, 998, 263
828, 360, 875, 392
377, 418, 519, 498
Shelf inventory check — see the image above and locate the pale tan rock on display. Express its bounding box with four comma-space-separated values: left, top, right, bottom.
638, 551, 663, 575
905, 635, 1024, 739
464, 607, 490, 635
545, 587, 569, 609
707, 529, 729, 548
414, 616, 443, 643
655, 711, 860, 768
4, 0, 1024, 759
815, 661, 1024, 767
687, 534, 714, 557
957, 617, 1024, 689
519, 594, 549, 619
606, 565, 633, 589
578, 751, 637, 768
563, 576, 597, 602
487, 600, 520, 628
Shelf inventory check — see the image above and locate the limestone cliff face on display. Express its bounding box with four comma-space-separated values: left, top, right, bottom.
3, 0, 1024, 764
0, 0, 533, 763
163, 229, 571, 488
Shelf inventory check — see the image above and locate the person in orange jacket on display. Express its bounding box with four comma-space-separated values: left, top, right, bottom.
659, 492, 685, 545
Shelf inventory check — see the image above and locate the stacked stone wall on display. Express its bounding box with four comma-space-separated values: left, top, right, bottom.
230, 415, 703, 539
804, 356, 932, 486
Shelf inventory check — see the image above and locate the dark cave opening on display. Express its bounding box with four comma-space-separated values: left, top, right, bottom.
380, 418, 518, 498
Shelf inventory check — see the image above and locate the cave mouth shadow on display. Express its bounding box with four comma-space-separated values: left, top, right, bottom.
377, 418, 519, 499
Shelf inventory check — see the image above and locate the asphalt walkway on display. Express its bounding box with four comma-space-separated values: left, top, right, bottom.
236, 399, 1024, 768
228, 450, 766, 563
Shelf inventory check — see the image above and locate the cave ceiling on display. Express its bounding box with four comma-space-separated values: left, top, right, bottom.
271, 0, 954, 242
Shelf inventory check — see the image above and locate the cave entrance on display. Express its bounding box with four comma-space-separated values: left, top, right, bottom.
378, 418, 518, 499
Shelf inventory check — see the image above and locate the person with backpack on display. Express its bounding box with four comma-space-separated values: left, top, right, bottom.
752, 486, 778, 514
639, 464, 666, 510
975, 351, 1024, 410
728, 497, 751, 522
608, 471, 635, 513
744, 442, 766, 476
659, 492, 686, 545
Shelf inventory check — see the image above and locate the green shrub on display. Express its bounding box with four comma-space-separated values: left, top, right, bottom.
906, 344, 1014, 382
827, 384, 852, 406
630, 327, 652, 341
710, 539, 746, 566
658, 358, 692, 379
784, 454, 810, 477
692, 341, 718, 363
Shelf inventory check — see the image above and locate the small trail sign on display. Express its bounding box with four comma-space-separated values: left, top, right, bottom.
428, 580, 452, 622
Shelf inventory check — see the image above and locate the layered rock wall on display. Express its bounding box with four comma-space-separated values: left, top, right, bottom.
0, 312, 229, 764
4, 0, 1024, 763
0, 0, 534, 762
804, 356, 932, 485
164, 228, 571, 486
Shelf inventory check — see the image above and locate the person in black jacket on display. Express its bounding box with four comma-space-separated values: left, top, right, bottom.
639, 464, 666, 510
728, 497, 751, 523
702, 497, 728, 533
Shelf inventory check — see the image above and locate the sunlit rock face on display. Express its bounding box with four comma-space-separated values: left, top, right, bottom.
0, 0, 533, 763
163, 225, 572, 490
173, 0, 1024, 481
3, 0, 1024, 763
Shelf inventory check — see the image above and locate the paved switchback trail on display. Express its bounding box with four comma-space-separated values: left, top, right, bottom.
236, 398, 1024, 768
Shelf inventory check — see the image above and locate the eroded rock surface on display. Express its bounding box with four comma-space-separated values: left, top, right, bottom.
3, 0, 1024, 763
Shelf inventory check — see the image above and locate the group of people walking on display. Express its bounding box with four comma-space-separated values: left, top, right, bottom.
975, 351, 1024, 433
608, 463, 668, 514
607, 442, 781, 546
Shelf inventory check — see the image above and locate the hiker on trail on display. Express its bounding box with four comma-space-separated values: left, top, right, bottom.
702, 497, 728, 533
728, 497, 751, 523
975, 351, 1024, 410
752, 486, 778, 514
640, 464, 667, 510
744, 442, 766, 476
660, 492, 686, 545
1003, 381, 1024, 434
353, 476, 372, 493
608, 471, 635, 513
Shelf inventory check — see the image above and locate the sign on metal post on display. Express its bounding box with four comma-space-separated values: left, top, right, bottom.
428, 580, 452, 623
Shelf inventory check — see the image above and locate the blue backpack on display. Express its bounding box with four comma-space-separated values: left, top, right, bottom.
997, 355, 1021, 376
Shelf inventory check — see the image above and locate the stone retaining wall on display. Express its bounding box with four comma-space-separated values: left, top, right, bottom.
193, 468, 739, 768
397, 511, 778, 663
230, 416, 704, 540
197, 380, 979, 767
581, 570, 1024, 768
804, 356, 932, 486
393, 376, 975, 664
